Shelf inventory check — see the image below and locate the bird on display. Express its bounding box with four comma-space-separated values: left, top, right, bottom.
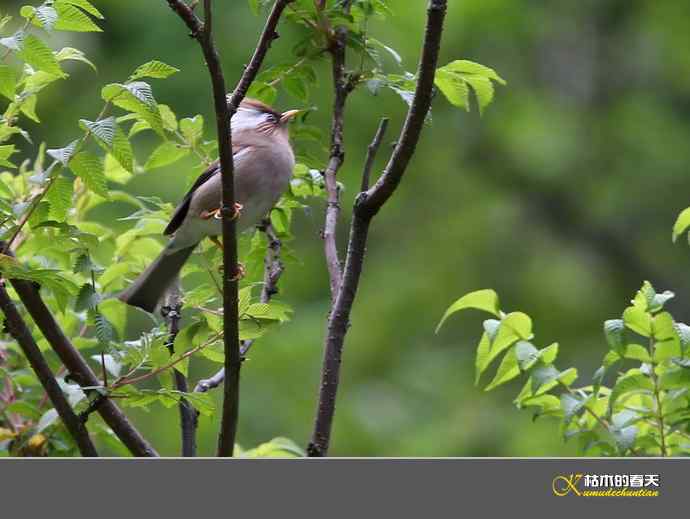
119, 98, 299, 314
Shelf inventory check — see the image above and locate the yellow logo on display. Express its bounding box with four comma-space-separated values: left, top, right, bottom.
552, 473, 660, 497
552, 474, 582, 496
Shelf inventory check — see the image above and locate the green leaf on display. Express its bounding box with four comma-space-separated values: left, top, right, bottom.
246, 81, 277, 105
18, 34, 64, 77
80, 117, 115, 146
70, 152, 108, 198
604, 319, 625, 353
540, 342, 559, 364
46, 176, 73, 221
34, 5, 58, 31
58, 0, 104, 19
47, 140, 79, 166
53, 2, 102, 32
75, 283, 100, 312
515, 340, 540, 370
102, 82, 163, 136
436, 289, 500, 331
179, 115, 204, 146
609, 372, 654, 411
672, 207, 690, 243
55, 47, 96, 71
622, 344, 651, 363
158, 104, 178, 132
623, 305, 652, 337
434, 60, 506, 114
0, 64, 16, 100
129, 60, 179, 81
0, 144, 17, 168
485, 345, 520, 391
242, 437, 305, 458
145, 141, 189, 170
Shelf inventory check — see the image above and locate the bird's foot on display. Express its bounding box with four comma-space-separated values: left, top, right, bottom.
229, 263, 246, 282
200, 203, 243, 221
216, 262, 246, 282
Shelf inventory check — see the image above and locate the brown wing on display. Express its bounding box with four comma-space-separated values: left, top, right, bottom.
163, 144, 249, 236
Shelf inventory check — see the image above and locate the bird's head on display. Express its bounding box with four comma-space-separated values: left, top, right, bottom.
231, 98, 300, 139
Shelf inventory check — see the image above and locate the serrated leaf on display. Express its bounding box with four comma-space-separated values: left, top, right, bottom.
46, 175, 73, 221
436, 289, 500, 332
35, 5, 58, 31
0, 64, 17, 100
70, 151, 108, 198
58, 0, 104, 19
102, 82, 163, 137
18, 34, 64, 77
54, 2, 102, 32
158, 104, 177, 131
92, 311, 114, 346
75, 283, 100, 312
55, 47, 96, 71
609, 372, 654, 411
0, 31, 24, 52
129, 60, 179, 81
47, 140, 79, 166
145, 141, 189, 170
80, 117, 116, 146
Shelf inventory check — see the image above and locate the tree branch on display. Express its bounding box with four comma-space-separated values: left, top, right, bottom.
8, 277, 157, 456
165, 0, 291, 457
308, 0, 448, 457
0, 283, 98, 457
360, 118, 389, 191
194, 220, 284, 393
162, 283, 197, 457
322, 26, 351, 302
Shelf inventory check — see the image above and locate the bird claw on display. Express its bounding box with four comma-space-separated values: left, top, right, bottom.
229, 263, 246, 282
200, 203, 243, 221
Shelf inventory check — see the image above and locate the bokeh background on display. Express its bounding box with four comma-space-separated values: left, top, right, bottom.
5, 0, 690, 456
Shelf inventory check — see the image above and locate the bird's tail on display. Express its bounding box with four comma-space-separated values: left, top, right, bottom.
118, 243, 197, 314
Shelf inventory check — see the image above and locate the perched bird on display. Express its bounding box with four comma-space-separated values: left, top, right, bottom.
119, 98, 298, 313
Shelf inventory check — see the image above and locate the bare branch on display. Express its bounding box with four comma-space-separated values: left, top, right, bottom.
226, 0, 294, 113
319, 0, 353, 302
308, 0, 448, 457
0, 283, 98, 457
360, 118, 389, 191
162, 283, 197, 457
5, 274, 157, 456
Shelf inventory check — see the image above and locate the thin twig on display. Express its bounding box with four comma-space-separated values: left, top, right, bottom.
360, 118, 389, 191
321, 25, 351, 303
162, 282, 197, 457
0, 282, 98, 457
308, 0, 448, 457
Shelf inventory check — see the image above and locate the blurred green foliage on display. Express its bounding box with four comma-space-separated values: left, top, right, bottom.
3, 0, 690, 457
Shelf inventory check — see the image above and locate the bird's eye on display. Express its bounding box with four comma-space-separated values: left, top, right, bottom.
266, 113, 278, 124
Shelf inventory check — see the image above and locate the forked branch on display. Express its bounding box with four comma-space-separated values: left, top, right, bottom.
308, 0, 448, 457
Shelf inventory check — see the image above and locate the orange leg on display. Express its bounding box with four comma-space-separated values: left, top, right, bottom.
200, 202, 243, 221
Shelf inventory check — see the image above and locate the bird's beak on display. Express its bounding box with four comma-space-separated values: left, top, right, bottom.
279, 109, 301, 125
